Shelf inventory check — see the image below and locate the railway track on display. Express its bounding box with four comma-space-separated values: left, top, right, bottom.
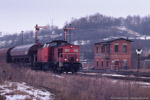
79, 69, 150, 77
75, 69, 150, 82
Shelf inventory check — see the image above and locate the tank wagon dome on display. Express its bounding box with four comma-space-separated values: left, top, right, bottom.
10, 43, 42, 56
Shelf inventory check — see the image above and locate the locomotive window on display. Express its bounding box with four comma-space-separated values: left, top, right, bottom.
43, 44, 49, 48
43, 44, 47, 48
74, 49, 78, 53
61, 43, 66, 46
58, 48, 63, 58
50, 42, 57, 47
65, 49, 70, 52
47, 44, 50, 47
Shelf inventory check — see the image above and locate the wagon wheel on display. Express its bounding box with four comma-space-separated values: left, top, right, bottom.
58, 70, 63, 74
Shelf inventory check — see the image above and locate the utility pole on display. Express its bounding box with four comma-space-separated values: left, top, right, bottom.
35, 24, 47, 44
21, 31, 24, 45
69, 24, 72, 43
51, 19, 53, 30
63, 26, 75, 41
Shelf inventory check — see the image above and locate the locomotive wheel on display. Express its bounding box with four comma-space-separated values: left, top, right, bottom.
66, 71, 68, 74
57, 70, 63, 74
71, 67, 75, 74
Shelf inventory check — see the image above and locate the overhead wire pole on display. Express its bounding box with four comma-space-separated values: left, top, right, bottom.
35, 24, 47, 44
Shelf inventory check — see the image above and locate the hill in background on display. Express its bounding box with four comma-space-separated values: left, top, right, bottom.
1, 13, 150, 62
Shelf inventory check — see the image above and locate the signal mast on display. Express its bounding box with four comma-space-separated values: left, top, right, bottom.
63, 26, 75, 42
35, 24, 47, 43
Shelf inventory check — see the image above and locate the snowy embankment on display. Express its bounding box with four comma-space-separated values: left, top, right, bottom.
0, 81, 53, 100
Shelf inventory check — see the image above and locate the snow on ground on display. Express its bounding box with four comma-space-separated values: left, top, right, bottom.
52, 74, 64, 79
38, 33, 62, 40
108, 78, 150, 87
73, 40, 90, 45
102, 36, 127, 41
78, 72, 97, 75
0, 81, 53, 100
0, 41, 7, 47
102, 35, 150, 42
102, 73, 126, 77
116, 26, 140, 36
115, 26, 150, 40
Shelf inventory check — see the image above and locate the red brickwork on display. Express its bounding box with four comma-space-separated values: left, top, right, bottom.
94, 38, 132, 70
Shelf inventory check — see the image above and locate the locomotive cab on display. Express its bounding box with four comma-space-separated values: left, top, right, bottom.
56, 45, 80, 65
56, 44, 82, 73
51, 40, 82, 73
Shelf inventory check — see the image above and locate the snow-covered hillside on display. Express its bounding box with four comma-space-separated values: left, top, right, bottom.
115, 26, 140, 36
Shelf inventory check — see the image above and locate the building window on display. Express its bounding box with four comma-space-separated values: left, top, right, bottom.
115, 45, 119, 52
106, 46, 110, 53
123, 60, 127, 69
106, 61, 109, 67
96, 60, 99, 67
145, 60, 150, 68
101, 60, 103, 67
115, 61, 119, 70
123, 45, 127, 53
96, 46, 99, 53
101, 46, 105, 53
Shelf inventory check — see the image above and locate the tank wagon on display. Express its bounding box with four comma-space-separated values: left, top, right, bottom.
0, 48, 13, 63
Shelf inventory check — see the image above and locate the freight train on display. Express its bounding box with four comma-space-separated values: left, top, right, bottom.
0, 40, 82, 73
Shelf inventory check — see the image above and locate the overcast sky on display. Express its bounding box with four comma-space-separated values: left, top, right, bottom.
0, 0, 150, 34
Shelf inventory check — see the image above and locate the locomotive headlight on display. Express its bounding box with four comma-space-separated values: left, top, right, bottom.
64, 58, 67, 61
76, 58, 79, 62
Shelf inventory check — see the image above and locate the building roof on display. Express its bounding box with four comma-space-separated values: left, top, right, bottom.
95, 38, 133, 45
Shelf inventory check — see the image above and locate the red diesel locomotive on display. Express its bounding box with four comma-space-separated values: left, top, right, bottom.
36, 40, 82, 73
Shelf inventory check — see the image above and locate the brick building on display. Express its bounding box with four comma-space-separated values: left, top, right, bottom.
94, 38, 132, 70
